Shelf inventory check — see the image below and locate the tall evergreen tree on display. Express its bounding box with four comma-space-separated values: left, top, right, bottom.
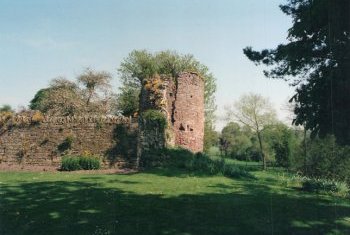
244, 0, 350, 144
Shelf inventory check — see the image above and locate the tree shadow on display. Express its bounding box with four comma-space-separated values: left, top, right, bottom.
79, 176, 142, 185
0, 176, 349, 235
143, 167, 215, 178
144, 167, 257, 182
140, 148, 257, 180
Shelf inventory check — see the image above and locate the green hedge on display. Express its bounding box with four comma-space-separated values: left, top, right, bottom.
61, 155, 101, 171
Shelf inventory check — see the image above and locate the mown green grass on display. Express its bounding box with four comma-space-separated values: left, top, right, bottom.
0, 168, 349, 235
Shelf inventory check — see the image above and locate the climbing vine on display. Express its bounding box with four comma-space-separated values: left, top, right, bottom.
141, 109, 167, 131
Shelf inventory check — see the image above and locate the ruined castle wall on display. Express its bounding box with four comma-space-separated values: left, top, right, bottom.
0, 72, 205, 170
139, 72, 205, 153
0, 116, 137, 168
171, 72, 205, 152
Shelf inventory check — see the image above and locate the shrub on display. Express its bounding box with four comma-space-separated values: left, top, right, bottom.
78, 156, 101, 170
61, 155, 101, 171
297, 135, 350, 183
244, 147, 261, 162
57, 136, 74, 153
224, 164, 254, 179
141, 109, 167, 130
141, 148, 254, 179
277, 172, 349, 197
0, 111, 13, 128
188, 154, 254, 179
31, 111, 44, 124
61, 156, 81, 171
301, 178, 349, 197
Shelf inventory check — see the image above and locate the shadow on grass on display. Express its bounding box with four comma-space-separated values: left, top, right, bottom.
79, 177, 142, 185
143, 167, 257, 182
141, 148, 257, 180
0, 177, 349, 235
143, 167, 216, 178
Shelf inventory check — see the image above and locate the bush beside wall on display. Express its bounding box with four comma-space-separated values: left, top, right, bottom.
61, 155, 101, 171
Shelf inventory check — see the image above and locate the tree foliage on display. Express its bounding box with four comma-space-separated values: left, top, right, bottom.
0, 105, 13, 113
226, 93, 277, 169
219, 122, 256, 161
263, 123, 299, 168
117, 50, 217, 125
203, 124, 219, 153
40, 77, 84, 116
299, 135, 350, 183
30, 69, 116, 116
243, 0, 350, 144
77, 68, 112, 106
29, 88, 50, 111
116, 86, 140, 116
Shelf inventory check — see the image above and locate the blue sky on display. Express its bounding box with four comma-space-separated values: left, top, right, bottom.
0, 0, 294, 129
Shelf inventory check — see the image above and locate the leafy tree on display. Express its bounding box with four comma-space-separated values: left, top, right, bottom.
117, 50, 217, 143
29, 88, 50, 112
203, 124, 219, 153
301, 135, 350, 182
243, 0, 350, 144
0, 105, 13, 113
29, 69, 116, 115
263, 123, 300, 168
220, 122, 241, 156
220, 122, 253, 160
78, 68, 112, 107
226, 93, 277, 169
116, 86, 140, 116
40, 77, 84, 116
118, 50, 217, 121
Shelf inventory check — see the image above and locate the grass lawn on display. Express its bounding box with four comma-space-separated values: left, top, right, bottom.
0, 168, 349, 235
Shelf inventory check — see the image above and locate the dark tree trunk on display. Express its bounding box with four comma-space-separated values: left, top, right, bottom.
257, 130, 266, 170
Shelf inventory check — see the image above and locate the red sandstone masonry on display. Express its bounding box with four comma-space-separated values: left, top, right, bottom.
0, 72, 205, 169
0, 115, 137, 168
139, 72, 205, 153
170, 72, 205, 152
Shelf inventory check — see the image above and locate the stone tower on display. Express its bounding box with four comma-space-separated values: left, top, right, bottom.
138, 72, 204, 153
165, 72, 205, 152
